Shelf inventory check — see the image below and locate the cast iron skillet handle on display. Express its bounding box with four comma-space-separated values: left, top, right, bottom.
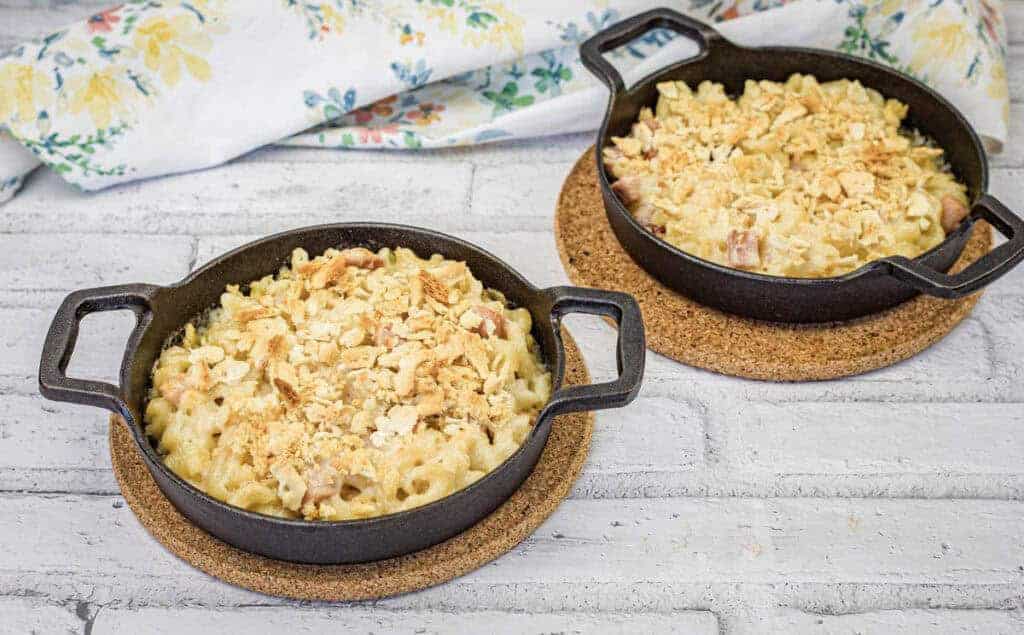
580, 7, 722, 93
881, 194, 1024, 299
39, 284, 159, 414
541, 286, 645, 418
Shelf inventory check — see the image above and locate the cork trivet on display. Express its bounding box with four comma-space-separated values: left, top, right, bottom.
110, 332, 593, 601
555, 148, 991, 381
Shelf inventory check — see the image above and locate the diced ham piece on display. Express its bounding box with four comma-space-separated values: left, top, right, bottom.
641, 117, 659, 131
940, 195, 969, 232
308, 256, 348, 289
340, 247, 384, 270
159, 376, 188, 407
472, 306, 507, 339
634, 204, 665, 236
611, 176, 644, 206
726, 229, 761, 269
302, 463, 341, 505
374, 323, 398, 349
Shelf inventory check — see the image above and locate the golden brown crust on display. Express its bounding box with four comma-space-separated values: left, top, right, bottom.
143, 246, 552, 522
418, 270, 450, 305
603, 74, 969, 278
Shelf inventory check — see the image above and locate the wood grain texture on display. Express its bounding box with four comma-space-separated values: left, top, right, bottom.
0, 2, 1023, 633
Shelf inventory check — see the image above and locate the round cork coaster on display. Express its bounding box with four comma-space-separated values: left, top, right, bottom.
555, 148, 991, 381
110, 331, 593, 601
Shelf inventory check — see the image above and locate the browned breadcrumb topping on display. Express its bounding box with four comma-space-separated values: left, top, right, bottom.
144, 246, 552, 521
603, 74, 969, 278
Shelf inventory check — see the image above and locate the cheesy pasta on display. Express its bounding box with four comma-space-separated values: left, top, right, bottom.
603, 74, 970, 278
144, 246, 552, 521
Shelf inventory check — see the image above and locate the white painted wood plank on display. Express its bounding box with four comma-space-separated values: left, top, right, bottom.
558, 307, 1015, 403
0, 596, 82, 635
1007, 1, 1024, 45
91, 606, 719, 635
728, 402, 1024, 474
0, 395, 117, 492
989, 168, 1024, 220
4, 495, 1023, 590
0, 162, 482, 234
1008, 49, 1024, 104
0, 233, 194, 291
1, 306, 134, 383
763, 498, 1024, 585
777, 608, 1024, 635
0, 7, 97, 50
470, 163, 571, 221
589, 396, 704, 474
989, 106, 1024, 166
972, 294, 1024, 390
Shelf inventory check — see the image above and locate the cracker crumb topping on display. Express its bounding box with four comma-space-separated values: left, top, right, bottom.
603, 74, 969, 278
144, 246, 552, 521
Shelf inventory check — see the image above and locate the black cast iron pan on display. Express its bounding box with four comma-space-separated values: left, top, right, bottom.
38, 223, 645, 564
581, 8, 1024, 323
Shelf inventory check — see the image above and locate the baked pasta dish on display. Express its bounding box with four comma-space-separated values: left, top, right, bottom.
144, 246, 552, 521
603, 74, 970, 278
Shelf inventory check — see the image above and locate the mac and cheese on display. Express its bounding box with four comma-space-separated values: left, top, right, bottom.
603, 74, 970, 278
144, 246, 552, 521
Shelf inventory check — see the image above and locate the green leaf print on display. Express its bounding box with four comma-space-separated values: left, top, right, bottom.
482, 82, 535, 115
838, 6, 899, 65
90, 35, 122, 59
531, 65, 572, 94
402, 131, 422, 149
466, 11, 498, 30
22, 125, 130, 178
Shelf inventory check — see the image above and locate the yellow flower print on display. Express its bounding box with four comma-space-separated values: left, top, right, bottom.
0, 63, 50, 125
320, 4, 346, 35
400, 28, 425, 46
878, 0, 902, 18
423, 7, 460, 34
134, 14, 213, 87
419, 2, 524, 54
188, 0, 229, 21
461, 3, 524, 54
909, 19, 972, 77
64, 67, 136, 129
406, 102, 445, 126
987, 60, 1009, 128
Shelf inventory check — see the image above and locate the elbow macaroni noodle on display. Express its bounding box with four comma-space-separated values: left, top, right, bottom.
603, 74, 970, 278
144, 246, 552, 521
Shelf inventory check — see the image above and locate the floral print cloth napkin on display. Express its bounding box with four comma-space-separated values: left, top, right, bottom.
0, 0, 1008, 204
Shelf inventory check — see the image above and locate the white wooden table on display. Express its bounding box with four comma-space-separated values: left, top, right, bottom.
2, 3, 1024, 633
